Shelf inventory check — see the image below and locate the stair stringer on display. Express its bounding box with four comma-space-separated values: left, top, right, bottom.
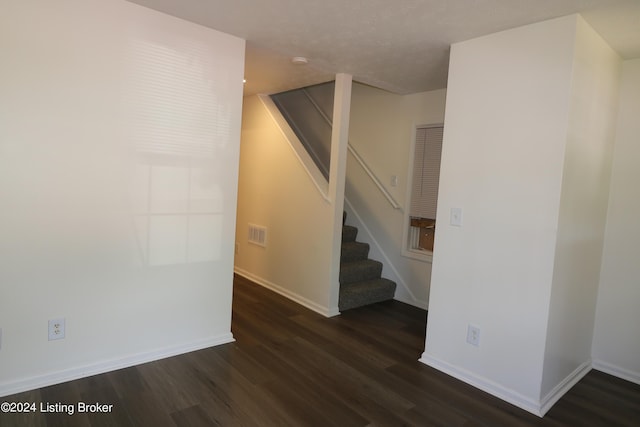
258, 95, 330, 201
343, 198, 427, 310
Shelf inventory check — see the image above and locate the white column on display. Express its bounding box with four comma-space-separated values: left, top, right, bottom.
328, 73, 352, 313
422, 14, 620, 416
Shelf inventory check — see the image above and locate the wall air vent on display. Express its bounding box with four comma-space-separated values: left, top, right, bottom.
248, 224, 267, 247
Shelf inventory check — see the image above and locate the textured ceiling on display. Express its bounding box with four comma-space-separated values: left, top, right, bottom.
128, 0, 640, 95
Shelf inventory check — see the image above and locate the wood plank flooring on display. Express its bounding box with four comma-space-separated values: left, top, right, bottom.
2, 274, 639, 426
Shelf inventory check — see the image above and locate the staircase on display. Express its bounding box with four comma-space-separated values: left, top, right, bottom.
339, 212, 396, 311
270, 87, 397, 311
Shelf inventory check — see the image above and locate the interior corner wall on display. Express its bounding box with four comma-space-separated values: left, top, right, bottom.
0, 0, 244, 396
234, 96, 335, 316
423, 15, 581, 413
540, 16, 621, 401
591, 58, 640, 385
347, 84, 447, 307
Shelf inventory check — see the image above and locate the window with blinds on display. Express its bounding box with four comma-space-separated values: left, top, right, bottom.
410, 126, 443, 220
406, 125, 443, 255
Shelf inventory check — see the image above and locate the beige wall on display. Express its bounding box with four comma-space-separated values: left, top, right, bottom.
347, 84, 447, 307
0, 0, 244, 396
592, 58, 640, 385
235, 96, 338, 316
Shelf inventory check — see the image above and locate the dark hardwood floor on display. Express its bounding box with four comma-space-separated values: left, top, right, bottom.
2, 274, 639, 426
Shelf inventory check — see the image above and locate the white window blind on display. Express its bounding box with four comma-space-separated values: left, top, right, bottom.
410, 126, 443, 219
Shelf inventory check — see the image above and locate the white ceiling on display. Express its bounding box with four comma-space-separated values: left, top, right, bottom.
129, 0, 640, 96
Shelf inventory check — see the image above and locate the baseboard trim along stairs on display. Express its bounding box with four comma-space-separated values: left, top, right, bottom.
340, 212, 396, 311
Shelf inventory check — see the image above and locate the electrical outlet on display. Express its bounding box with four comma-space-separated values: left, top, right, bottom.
48, 318, 66, 341
466, 324, 480, 346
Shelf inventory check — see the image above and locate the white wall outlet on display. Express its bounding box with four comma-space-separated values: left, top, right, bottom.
450, 207, 463, 227
391, 175, 398, 187
467, 324, 480, 346
48, 318, 66, 341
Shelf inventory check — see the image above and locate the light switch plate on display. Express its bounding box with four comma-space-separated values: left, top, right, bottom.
450, 207, 463, 226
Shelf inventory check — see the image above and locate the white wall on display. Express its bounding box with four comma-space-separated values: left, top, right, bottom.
347, 85, 447, 307
541, 17, 621, 401
234, 96, 337, 316
592, 58, 640, 384
422, 15, 591, 414
0, 0, 244, 396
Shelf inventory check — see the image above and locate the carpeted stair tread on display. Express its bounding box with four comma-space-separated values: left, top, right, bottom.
339, 278, 397, 311
339, 212, 396, 312
340, 241, 370, 263
339, 259, 382, 285
342, 225, 358, 242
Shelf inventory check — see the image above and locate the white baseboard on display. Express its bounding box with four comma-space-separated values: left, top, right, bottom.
592, 359, 640, 385
419, 353, 544, 416
539, 361, 592, 416
420, 353, 597, 417
0, 333, 234, 398
393, 292, 428, 310
234, 267, 339, 317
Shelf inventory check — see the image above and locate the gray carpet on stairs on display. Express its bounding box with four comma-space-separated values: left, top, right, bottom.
339, 214, 397, 311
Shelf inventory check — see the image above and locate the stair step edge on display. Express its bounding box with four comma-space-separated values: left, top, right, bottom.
338, 278, 397, 311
